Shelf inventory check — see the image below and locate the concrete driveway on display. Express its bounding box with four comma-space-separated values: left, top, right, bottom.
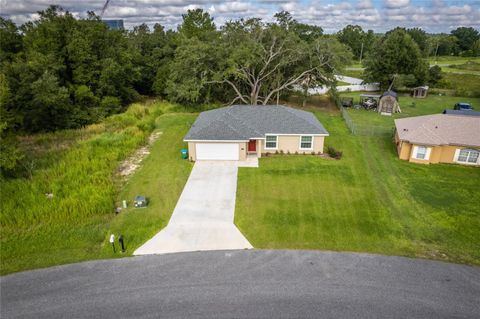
134, 161, 253, 255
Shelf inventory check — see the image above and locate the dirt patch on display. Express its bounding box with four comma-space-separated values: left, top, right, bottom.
117, 131, 163, 178
281, 94, 339, 114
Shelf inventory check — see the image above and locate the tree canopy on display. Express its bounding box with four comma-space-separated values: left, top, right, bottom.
364, 28, 429, 89
336, 25, 375, 60
0, 5, 478, 135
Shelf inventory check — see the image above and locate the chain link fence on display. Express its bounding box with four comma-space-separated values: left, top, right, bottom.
335, 96, 395, 138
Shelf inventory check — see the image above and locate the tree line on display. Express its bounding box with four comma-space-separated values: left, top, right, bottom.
337, 25, 480, 60
0, 5, 479, 173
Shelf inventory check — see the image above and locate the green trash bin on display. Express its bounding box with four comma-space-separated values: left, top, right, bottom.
181, 149, 188, 159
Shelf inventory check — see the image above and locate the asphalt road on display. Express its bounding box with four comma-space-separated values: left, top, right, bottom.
1, 250, 479, 318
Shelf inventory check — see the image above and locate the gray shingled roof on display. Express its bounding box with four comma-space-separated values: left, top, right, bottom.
184, 105, 329, 141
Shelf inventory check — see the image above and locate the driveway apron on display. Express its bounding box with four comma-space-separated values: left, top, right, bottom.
134, 161, 253, 255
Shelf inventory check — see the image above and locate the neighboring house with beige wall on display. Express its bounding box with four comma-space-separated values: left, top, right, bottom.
394, 114, 480, 166
184, 105, 329, 161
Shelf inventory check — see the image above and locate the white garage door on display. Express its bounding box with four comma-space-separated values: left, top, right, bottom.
196, 143, 239, 160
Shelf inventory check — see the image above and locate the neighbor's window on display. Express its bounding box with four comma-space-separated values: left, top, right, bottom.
415, 146, 427, 159
458, 149, 479, 163
300, 136, 313, 149
265, 135, 277, 149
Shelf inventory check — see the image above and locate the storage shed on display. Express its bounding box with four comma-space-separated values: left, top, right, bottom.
378, 91, 401, 115
412, 86, 428, 98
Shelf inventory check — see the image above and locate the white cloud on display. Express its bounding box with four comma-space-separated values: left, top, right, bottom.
356, 0, 374, 10
0, 0, 479, 32
383, 0, 410, 9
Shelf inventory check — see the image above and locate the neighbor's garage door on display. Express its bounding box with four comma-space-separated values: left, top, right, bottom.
195, 143, 239, 160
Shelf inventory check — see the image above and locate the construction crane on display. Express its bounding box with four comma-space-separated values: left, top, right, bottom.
100, 0, 111, 18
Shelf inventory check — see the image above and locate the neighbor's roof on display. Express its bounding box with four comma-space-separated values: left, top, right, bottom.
443, 109, 480, 116
184, 105, 329, 141
395, 114, 480, 147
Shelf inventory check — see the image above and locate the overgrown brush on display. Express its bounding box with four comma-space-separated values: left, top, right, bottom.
0, 102, 166, 229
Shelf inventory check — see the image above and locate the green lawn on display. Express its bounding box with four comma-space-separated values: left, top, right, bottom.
235, 110, 480, 265
428, 56, 480, 66
342, 69, 364, 78
339, 93, 480, 128
345, 56, 479, 68
104, 114, 195, 255
0, 105, 195, 274
436, 73, 480, 97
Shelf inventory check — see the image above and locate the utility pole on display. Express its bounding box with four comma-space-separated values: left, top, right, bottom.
359, 42, 364, 65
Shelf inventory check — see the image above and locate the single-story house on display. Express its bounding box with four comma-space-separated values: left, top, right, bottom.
184, 105, 329, 161
394, 114, 480, 165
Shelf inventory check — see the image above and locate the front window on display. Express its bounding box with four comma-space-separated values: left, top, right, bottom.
458, 149, 479, 163
415, 146, 427, 159
300, 136, 313, 149
265, 135, 277, 149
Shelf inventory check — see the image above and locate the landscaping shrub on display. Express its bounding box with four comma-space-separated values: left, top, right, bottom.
327, 146, 343, 160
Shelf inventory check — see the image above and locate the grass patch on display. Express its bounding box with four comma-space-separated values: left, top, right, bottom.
104, 114, 195, 255
0, 103, 196, 275
428, 56, 480, 66
342, 69, 364, 78
235, 110, 480, 265
436, 73, 480, 97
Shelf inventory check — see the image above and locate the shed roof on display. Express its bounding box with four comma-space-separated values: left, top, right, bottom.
184, 105, 329, 141
395, 114, 480, 147
382, 90, 397, 98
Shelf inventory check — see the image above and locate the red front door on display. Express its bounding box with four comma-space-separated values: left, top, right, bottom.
248, 140, 256, 152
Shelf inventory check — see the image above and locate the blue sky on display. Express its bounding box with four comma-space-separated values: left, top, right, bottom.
1, 0, 479, 32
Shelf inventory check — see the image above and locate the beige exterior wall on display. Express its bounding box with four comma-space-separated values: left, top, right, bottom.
396, 140, 480, 166
260, 135, 325, 154
187, 142, 196, 161
239, 142, 247, 161
395, 131, 413, 160
187, 141, 247, 161
187, 135, 326, 161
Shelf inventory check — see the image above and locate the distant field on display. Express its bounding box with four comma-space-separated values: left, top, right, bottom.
339, 92, 480, 127
436, 72, 480, 97
346, 56, 480, 70
342, 69, 364, 78
428, 56, 480, 66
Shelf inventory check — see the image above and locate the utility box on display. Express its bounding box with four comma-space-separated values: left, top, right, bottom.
181, 149, 188, 159
134, 196, 148, 208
